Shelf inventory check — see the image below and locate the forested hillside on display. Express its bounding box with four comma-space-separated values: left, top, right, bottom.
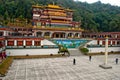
0, 0, 120, 32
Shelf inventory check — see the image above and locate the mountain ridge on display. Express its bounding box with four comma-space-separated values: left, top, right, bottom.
0, 0, 120, 32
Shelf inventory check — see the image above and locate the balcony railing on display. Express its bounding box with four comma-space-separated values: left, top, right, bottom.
36, 26, 84, 31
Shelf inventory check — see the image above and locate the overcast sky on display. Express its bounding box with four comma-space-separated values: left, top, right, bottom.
74, 0, 120, 6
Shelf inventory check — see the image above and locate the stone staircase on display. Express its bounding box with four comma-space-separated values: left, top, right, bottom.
69, 49, 84, 56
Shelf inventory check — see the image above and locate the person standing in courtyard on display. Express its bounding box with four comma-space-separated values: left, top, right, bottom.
115, 58, 118, 64
73, 58, 76, 65
89, 56, 92, 61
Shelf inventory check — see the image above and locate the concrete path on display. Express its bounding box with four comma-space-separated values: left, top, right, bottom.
3, 54, 120, 80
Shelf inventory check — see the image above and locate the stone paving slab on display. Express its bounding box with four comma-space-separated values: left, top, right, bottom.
2, 54, 120, 80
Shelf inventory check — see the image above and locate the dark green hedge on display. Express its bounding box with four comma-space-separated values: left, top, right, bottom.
80, 47, 89, 55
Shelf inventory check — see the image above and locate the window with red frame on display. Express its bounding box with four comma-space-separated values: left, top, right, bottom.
112, 41, 115, 45
7, 41, 14, 46
97, 40, 99, 45
26, 41, 32, 46
102, 41, 105, 45
34, 41, 40, 46
17, 41, 23, 46
108, 41, 111, 45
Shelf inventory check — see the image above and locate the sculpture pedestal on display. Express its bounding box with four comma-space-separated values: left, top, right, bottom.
99, 64, 112, 69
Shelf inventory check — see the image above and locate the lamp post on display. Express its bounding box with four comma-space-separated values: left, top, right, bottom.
99, 37, 112, 69
105, 37, 108, 65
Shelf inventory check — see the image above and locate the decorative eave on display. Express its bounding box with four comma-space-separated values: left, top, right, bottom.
33, 27, 84, 32
46, 4, 62, 9
32, 4, 73, 11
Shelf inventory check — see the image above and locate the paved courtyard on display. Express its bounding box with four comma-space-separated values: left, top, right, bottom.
3, 54, 120, 80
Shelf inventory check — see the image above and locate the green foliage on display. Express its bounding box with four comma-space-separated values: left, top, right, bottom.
0, 57, 13, 76
0, 0, 120, 31
58, 45, 69, 52
58, 45, 70, 56
80, 47, 89, 55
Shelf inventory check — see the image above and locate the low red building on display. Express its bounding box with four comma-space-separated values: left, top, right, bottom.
82, 32, 120, 39
6, 37, 44, 48
97, 38, 120, 46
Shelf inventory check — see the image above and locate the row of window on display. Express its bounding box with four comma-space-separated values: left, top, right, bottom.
97, 40, 120, 45
7, 41, 41, 46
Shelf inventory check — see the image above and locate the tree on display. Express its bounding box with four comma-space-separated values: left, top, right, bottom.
0, 0, 120, 32
4, 11, 8, 20
58, 45, 70, 56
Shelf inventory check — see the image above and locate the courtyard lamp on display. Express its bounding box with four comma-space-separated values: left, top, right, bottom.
99, 36, 112, 69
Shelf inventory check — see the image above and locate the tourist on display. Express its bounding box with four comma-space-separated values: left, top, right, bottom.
115, 58, 118, 64
89, 56, 92, 61
73, 58, 76, 65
